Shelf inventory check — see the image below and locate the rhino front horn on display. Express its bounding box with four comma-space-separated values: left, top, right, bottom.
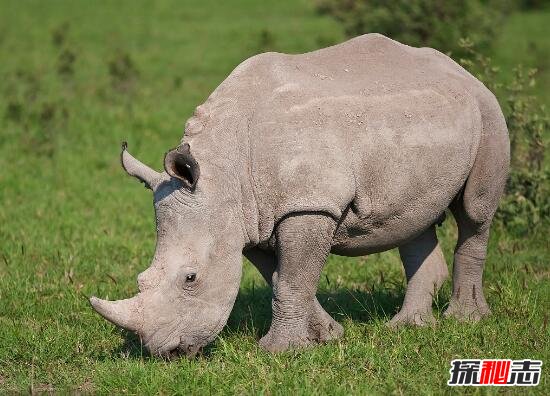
90, 295, 142, 332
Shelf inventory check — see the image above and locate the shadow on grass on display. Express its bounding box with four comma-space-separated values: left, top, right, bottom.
226, 282, 408, 336
114, 331, 147, 359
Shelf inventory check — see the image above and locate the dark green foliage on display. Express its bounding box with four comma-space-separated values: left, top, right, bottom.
108, 52, 139, 92
498, 169, 549, 230
517, 0, 549, 10
57, 48, 76, 77
51, 22, 70, 48
257, 29, 277, 52
51, 22, 77, 78
5, 101, 23, 122
315, 0, 511, 56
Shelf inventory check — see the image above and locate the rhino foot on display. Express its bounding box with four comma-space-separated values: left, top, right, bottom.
259, 300, 343, 353
444, 292, 491, 322
308, 299, 344, 342
387, 309, 436, 328
259, 327, 313, 353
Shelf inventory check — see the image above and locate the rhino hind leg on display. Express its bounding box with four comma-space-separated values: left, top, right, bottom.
444, 99, 509, 322
244, 247, 344, 343
444, 200, 496, 322
444, 207, 492, 321
257, 213, 337, 353
389, 225, 448, 327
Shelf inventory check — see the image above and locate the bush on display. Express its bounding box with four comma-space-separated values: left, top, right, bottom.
315, 0, 511, 56
516, 0, 548, 10
459, 39, 549, 233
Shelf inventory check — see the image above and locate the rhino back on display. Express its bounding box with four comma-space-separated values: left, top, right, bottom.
185, 34, 486, 246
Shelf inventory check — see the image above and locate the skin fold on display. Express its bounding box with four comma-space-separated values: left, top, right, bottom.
90, 34, 510, 356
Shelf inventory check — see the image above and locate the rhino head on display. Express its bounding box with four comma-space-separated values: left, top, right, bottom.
90, 142, 245, 358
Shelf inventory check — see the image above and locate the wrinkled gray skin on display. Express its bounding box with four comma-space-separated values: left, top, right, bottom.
90, 34, 510, 357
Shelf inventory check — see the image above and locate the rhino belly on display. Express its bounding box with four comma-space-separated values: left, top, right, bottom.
331, 166, 464, 256
331, 201, 449, 256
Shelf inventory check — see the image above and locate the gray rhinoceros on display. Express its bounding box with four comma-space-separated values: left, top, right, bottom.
90, 34, 509, 357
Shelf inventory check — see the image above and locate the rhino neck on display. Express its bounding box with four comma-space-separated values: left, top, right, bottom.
182, 111, 260, 249
234, 123, 260, 248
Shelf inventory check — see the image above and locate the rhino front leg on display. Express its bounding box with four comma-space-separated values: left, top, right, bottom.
244, 247, 343, 343
258, 213, 337, 353
389, 225, 448, 327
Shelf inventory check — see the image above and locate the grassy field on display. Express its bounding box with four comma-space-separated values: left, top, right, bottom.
0, 0, 548, 393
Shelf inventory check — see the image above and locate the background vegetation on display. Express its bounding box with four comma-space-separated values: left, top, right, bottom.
0, 0, 548, 393
315, 0, 512, 56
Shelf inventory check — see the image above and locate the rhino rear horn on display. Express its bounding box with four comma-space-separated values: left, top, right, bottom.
164, 143, 200, 190
120, 142, 162, 190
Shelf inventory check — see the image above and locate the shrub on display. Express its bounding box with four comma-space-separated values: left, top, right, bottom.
314, 0, 511, 56
516, 0, 548, 10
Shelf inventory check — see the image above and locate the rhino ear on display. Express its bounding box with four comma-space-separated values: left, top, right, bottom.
164, 143, 200, 190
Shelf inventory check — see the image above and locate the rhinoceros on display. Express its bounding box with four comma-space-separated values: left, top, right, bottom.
90, 33, 509, 357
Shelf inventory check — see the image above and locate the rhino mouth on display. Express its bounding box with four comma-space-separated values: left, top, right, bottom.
150, 335, 204, 359
157, 303, 231, 359
166, 342, 203, 359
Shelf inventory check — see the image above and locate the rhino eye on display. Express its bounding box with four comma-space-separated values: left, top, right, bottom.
185, 273, 196, 283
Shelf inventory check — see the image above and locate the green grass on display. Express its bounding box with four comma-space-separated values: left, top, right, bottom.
0, 0, 548, 393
